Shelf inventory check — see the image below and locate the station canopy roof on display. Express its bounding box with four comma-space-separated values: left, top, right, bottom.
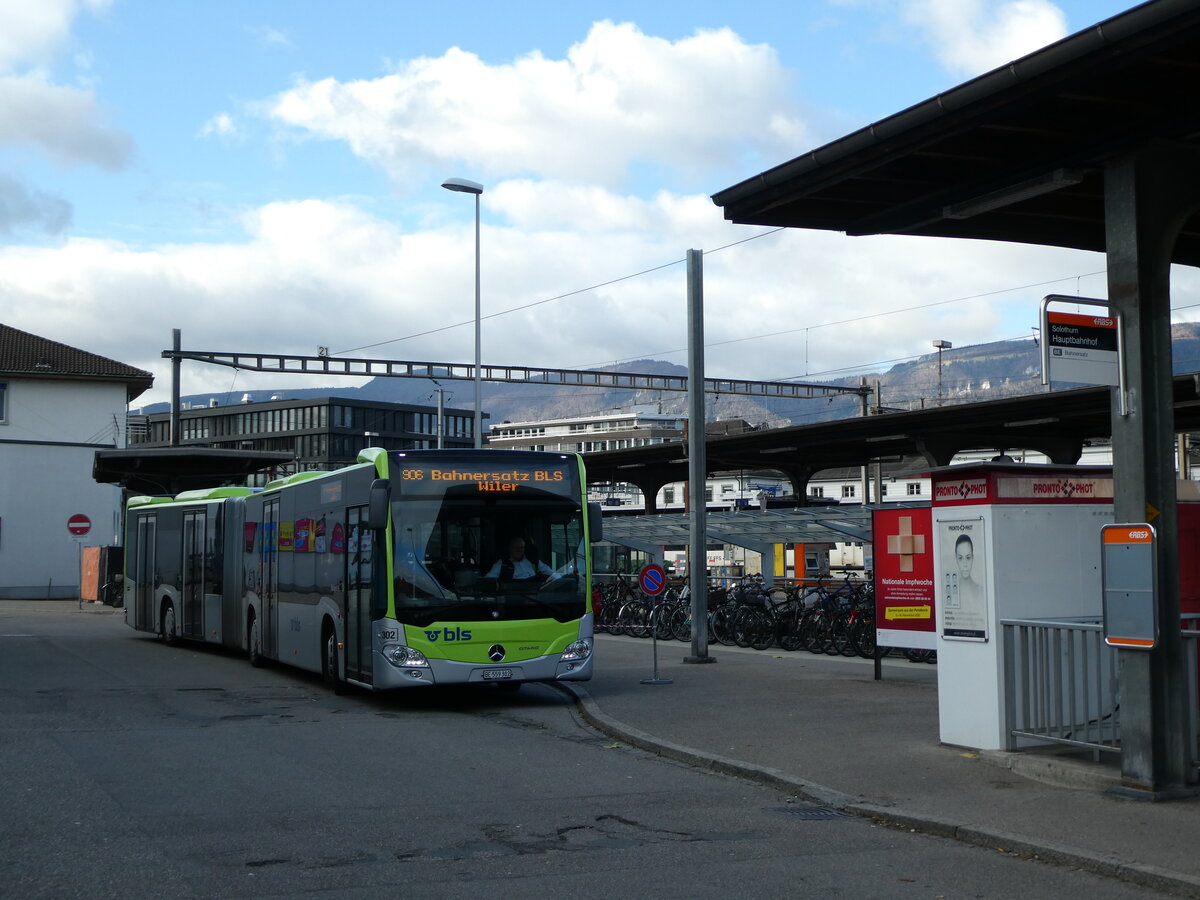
584, 376, 1200, 490
601, 505, 889, 558
711, 0, 1200, 261
94, 448, 294, 496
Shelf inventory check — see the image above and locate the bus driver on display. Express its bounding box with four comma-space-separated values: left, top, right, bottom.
485, 537, 554, 581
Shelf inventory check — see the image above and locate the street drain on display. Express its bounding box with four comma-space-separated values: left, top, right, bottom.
771, 806, 851, 821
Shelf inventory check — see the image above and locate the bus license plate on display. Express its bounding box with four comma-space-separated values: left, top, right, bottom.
482, 668, 513, 680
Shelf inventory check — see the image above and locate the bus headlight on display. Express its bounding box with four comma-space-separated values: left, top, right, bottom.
383, 644, 430, 668
559, 638, 592, 662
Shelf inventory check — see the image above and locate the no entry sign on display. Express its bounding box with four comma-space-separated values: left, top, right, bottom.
67, 514, 92, 536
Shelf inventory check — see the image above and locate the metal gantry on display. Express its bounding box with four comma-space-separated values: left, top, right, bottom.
161, 349, 872, 400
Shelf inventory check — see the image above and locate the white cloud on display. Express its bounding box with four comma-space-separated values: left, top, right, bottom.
0, 174, 72, 235
0, 0, 131, 170
0, 186, 1124, 411
0, 0, 110, 74
246, 25, 291, 48
267, 21, 804, 190
0, 75, 131, 168
902, 0, 1069, 77
199, 112, 237, 139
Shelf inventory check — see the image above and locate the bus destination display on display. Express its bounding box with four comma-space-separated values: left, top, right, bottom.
399, 464, 569, 493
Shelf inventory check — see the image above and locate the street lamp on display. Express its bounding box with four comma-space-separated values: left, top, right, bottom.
932, 339, 952, 405
441, 177, 484, 448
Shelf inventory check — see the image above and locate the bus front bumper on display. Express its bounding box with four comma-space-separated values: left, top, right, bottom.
372, 643, 593, 689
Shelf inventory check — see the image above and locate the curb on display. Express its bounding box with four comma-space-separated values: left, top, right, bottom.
554, 682, 1200, 899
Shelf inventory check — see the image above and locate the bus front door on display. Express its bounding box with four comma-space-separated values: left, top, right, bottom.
344, 507, 373, 684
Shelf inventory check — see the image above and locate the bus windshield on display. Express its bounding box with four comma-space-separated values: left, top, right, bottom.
389, 453, 587, 626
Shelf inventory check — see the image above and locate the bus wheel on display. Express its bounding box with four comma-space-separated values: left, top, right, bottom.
160, 601, 178, 647
247, 611, 264, 668
323, 625, 345, 695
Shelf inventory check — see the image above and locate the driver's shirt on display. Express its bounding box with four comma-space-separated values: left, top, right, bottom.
485, 557, 550, 579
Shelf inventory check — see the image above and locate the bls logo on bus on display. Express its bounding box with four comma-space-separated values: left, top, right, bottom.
424, 627, 473, 642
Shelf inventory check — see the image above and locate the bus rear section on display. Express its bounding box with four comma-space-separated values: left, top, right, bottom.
123, 488, 250, 652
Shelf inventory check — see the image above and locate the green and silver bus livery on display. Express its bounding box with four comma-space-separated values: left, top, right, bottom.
123, 449, 601, 692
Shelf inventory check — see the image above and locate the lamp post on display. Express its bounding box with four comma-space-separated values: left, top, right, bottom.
441, 177, 484, 448
932, 339, 952, 405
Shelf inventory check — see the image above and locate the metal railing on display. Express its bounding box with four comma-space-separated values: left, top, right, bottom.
1001, 617, 1120, 755
1185, 614, 1200, 771
1003, 615, 1200, 763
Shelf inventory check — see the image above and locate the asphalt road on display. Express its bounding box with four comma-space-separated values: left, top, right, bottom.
0, 602, 1171, 899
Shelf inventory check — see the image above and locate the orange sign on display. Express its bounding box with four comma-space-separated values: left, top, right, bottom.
1103, 526, 1153, 544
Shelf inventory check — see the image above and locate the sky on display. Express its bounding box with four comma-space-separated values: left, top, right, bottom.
1, 0, 1178, 413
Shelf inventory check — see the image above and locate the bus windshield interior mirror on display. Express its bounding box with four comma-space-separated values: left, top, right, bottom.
588, 502, 603, 543
367, 479, 391, 530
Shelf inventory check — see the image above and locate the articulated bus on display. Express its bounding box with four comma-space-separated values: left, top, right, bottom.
124, 448, 601, 691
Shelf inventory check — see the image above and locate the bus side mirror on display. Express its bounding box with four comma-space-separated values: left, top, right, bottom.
587, 502, 603, 543
367, 479, 391, 530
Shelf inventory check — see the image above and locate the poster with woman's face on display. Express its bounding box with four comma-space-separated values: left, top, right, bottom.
939, 517, 989, 641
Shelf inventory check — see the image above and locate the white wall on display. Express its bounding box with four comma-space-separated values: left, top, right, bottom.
0, 378, 128, 598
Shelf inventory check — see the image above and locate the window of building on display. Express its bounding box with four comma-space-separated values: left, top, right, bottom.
907, 482, 923, 496
841, 484, 856, 498
663, 487, 675, 504
811, 486, 824, 498
0, 382, 7, 422
881, 484, 889, 496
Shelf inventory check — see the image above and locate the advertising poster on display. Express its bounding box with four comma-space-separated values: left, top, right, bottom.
939, 517, 989, 641
873, 508, 936, 650
294, 518, 313, 553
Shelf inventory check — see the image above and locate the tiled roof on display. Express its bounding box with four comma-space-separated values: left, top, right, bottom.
0, 323, 155, 402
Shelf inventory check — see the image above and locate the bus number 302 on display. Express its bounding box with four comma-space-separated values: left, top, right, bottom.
380, 629, 398, 640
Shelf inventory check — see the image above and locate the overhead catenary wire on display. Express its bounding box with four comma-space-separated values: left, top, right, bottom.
335, 226, 790, 357
332, 217, 1200, 385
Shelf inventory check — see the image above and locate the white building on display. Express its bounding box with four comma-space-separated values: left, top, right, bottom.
0, 325, 153, 599
488, 406, 784, 509
488, 406, 687, 453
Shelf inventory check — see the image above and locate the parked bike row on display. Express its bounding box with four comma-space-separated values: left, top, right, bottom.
594, 573, 937, 663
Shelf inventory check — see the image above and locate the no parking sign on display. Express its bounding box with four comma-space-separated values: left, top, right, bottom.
638, 563, 667, 597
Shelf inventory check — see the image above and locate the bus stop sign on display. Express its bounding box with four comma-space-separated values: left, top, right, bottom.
1101, 523, 1158, 649
639, 564, 667, 597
